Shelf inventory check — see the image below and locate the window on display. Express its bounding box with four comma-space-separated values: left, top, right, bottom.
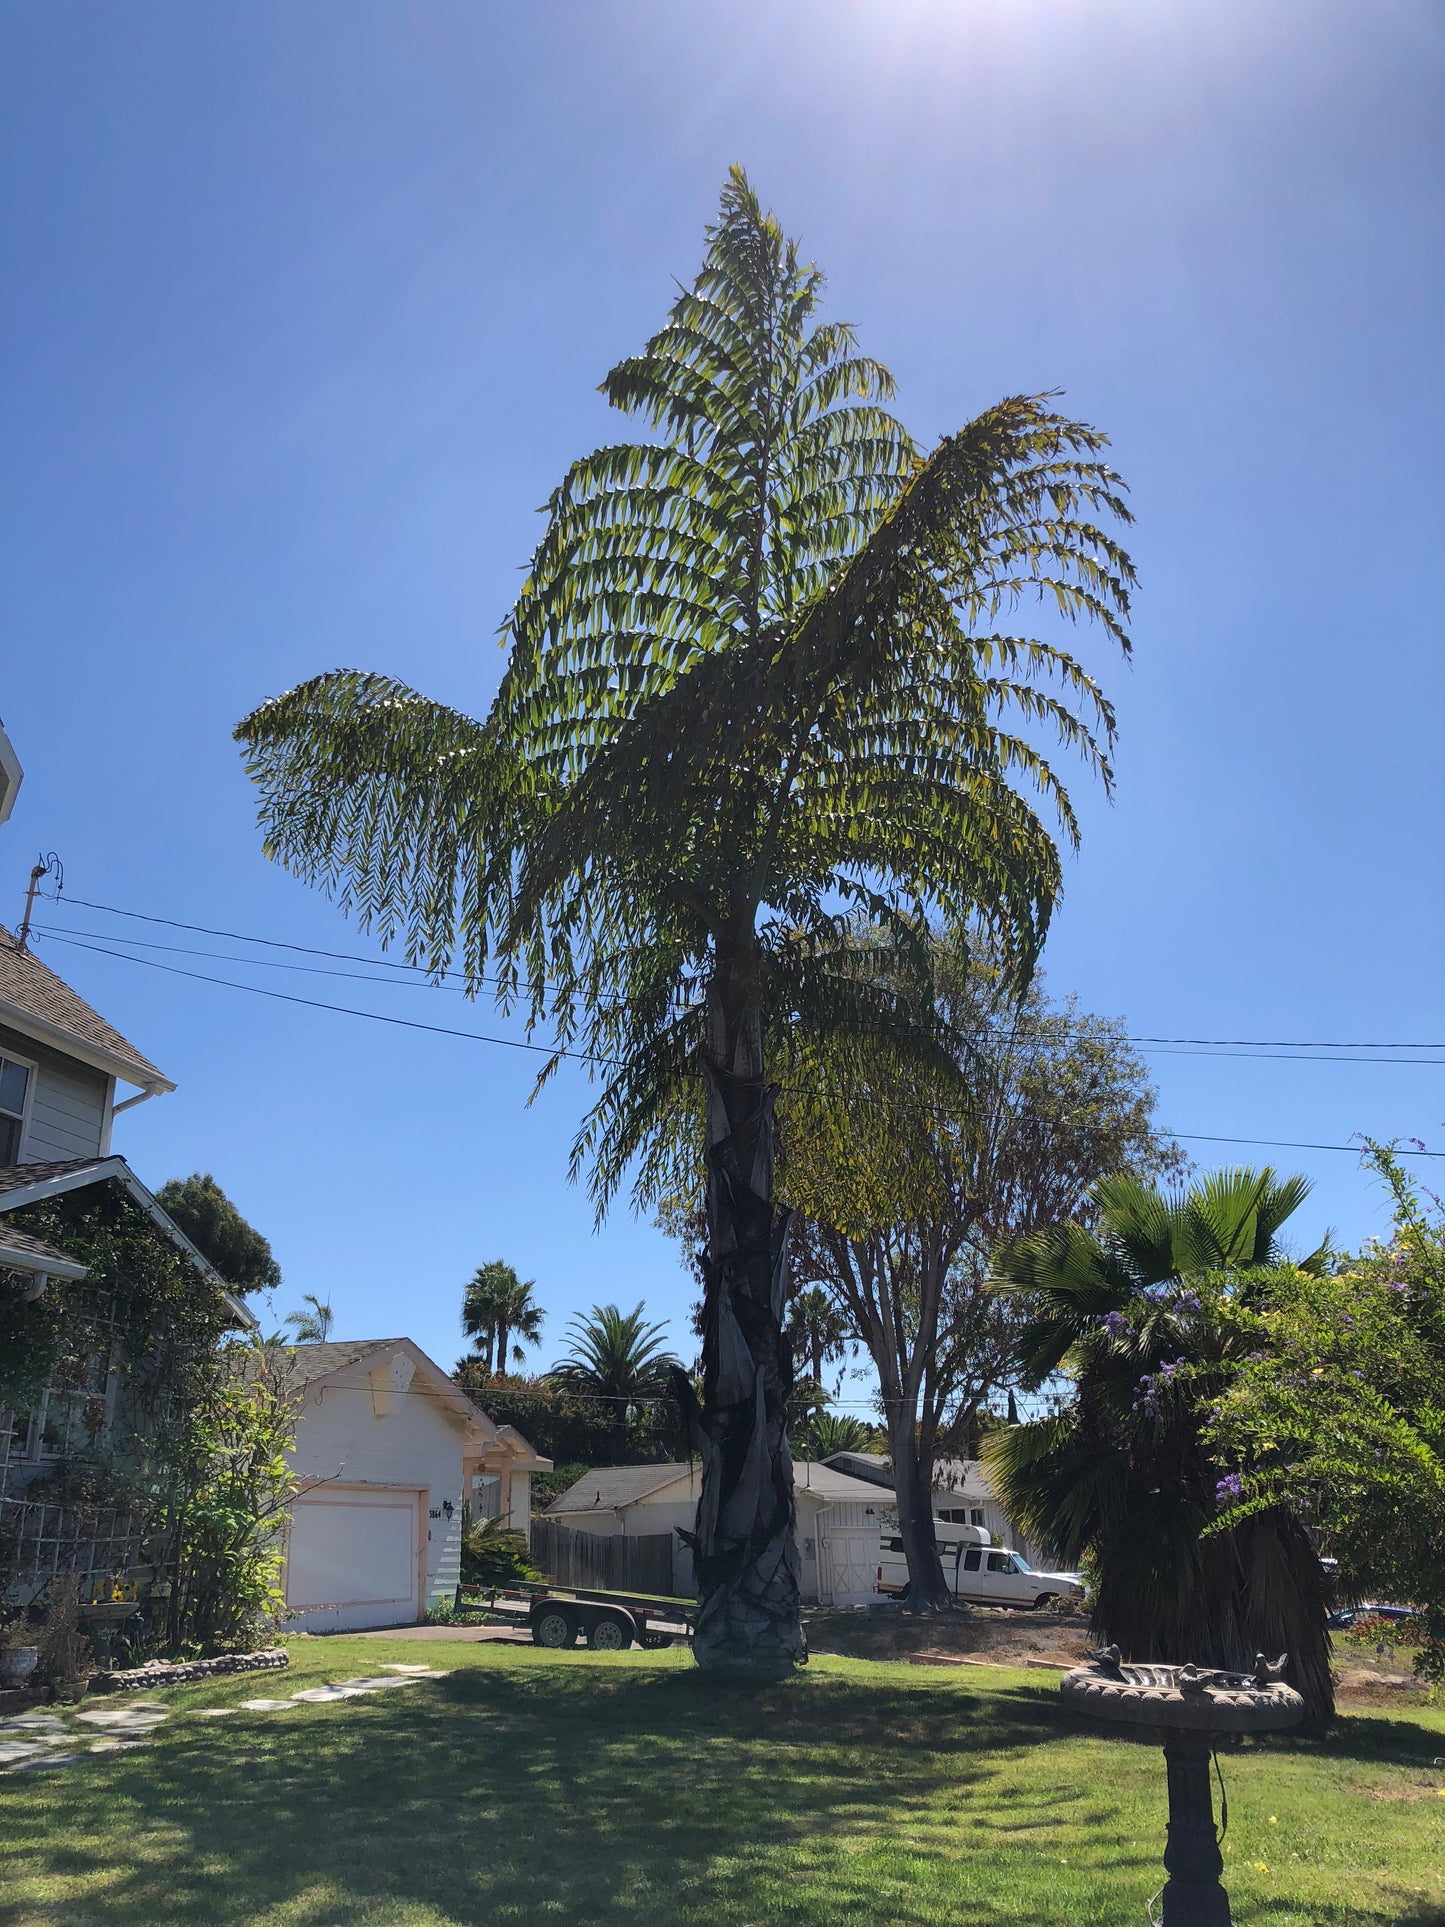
970, 1508, 986, 1528
882, 1537, 905, 1554
23, 1352, 112, 1459
0, 1054, 31, 1164
962, 1548, 981, 1573
986, 1551, 1011, 1573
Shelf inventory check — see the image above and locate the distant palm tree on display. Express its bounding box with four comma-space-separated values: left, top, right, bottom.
550, 1302, 681, 1420
462, 1262, 545, 1377
285, 1293, 334, 1344
987, 1166, 1334, 1729
786, 1284, 849, 1390
798, 1410, 877, 1460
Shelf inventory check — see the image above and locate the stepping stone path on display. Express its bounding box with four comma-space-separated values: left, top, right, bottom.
0, 1668, 450, 1774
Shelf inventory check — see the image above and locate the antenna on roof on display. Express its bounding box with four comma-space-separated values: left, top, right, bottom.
17, 852, 62, 952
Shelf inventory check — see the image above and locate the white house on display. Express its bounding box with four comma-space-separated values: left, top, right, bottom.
280, 1338, 549, 1633
820, 1449, 1051, 1568
545, 1459, 888, 1606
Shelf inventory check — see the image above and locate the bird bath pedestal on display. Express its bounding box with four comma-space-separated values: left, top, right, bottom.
1061, 1655, 1303, 1926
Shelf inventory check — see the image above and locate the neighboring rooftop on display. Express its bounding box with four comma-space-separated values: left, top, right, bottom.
548, 1460, 892, 1515
0, 720, 21, 829
278, 1338, 414, 1388
547, 1464, 693, 1514
0, 925, 172, 1091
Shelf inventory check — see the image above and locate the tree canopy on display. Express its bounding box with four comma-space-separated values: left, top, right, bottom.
155, 1172, 281, 1295
235, 168, 1133, 1668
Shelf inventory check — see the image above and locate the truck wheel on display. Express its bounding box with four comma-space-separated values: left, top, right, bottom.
532, 1607, 578, 1649
1032, 1593, 1059, 1612
587, 1613, 633, 1652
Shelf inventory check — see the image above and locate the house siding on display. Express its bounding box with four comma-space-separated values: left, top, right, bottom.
0, 1021, 111, 1162
284, 1361, 471, 1631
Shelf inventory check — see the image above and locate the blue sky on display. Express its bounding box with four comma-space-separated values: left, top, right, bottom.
2, 1, 1441, 1385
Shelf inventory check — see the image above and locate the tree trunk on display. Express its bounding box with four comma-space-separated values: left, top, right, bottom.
890, 1414, 953, 1609
676, 925, 804, 1673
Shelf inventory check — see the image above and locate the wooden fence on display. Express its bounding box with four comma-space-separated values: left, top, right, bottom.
531, 1519, 677, 1597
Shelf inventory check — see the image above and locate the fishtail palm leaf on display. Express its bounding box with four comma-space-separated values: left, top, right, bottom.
237, 167, 1133, 1670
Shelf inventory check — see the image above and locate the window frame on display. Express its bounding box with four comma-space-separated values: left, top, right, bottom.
0, 1045, 37, 1164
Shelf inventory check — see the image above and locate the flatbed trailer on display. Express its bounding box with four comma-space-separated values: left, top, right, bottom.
477, 1583, 695, 1652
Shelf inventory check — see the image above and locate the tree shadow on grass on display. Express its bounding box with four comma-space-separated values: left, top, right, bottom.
2, 1661, 1434, 1926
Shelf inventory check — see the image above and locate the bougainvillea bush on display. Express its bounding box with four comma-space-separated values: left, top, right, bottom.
1209, 1144, 1445, 1684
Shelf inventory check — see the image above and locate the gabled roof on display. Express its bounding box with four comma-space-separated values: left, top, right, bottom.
0, 926, 173, 1092
0, 1155, 256, 1328
0, 1218, 88, 1280
548, 1460, 891, 1516
0, 720, 21, 829
547, 1464, 692, 1514
284, 1337, 550, 1469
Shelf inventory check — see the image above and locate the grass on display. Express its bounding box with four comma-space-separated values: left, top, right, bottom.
3, 1637, 1444, 1925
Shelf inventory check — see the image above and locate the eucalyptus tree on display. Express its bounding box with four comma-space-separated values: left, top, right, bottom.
787, 931, 1178, 1608
235, 168, 1134, 1670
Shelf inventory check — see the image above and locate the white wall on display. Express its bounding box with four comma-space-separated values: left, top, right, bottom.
285, 1358, 470, 1630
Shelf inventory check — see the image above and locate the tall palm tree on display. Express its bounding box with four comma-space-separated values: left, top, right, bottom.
462, 1261, 544, 1377
236, 169, 1133, 1669
549, 1302, 681, 1417
986, 1167, 1335, 1728
786, 1284, 848, 1390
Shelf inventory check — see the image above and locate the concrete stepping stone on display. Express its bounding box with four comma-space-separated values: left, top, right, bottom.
380, 1664, 435, 1674
237, 1697, 294, 1712
86, 1738, 150, 1754
5, 1751, 81, 1772
75, 1708, 169, 1731
196, 1707, 241, 1718
290, 1686, 365, 1703
0, 1739, 54, 1766
0, 1714, 71, 1735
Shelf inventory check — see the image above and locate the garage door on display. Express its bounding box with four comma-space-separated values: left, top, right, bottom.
819, 1502, 882, 1607
287, 1487, 421, 1632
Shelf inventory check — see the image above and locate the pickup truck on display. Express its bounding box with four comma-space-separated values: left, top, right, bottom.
877, 1525, 1085, 1610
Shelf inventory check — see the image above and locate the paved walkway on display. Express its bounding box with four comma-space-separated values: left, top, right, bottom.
0, 1665, 451, 1775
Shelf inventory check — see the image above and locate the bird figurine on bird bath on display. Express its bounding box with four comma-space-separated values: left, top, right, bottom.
1061, 1649, 1302, 1925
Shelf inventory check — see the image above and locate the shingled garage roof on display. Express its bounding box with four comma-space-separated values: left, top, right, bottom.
0, 926, 172, 1091
546, 1464, 693, 1514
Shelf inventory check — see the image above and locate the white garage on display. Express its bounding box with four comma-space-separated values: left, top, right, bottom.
279, 1338, 549, 1633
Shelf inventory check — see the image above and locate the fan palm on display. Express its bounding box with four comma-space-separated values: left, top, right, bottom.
235, 169, 1133, 1669
462, 1261, 544, 1376
986, 1167, 1335, 1727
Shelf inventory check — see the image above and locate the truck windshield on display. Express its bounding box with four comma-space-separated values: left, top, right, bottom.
1010, 1554, 1035, 1573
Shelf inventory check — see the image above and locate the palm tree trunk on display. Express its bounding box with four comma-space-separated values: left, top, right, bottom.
679, 923, 803, 1673
497, 1319, 511, 1377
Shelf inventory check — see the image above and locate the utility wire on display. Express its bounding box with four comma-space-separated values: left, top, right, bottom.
31, 930, 1445, 1160
35, 891, 1445, 1054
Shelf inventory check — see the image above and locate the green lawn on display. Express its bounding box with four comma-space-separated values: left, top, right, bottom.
3, 1637, 1443, 1925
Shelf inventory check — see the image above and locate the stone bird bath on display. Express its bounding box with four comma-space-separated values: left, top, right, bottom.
1061, 1650, 1303, 1925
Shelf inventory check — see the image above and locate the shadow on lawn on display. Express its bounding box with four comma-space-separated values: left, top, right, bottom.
1, 1666, 1100, 1926
3, 1662, 1434, 1926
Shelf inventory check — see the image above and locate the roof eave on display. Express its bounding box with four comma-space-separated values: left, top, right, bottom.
0, 995, 175, 1095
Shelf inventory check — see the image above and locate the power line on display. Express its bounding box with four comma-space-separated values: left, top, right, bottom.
33, 930, 1445, 1161
38, 933, 612, 1068
36, 891, 1445, 1054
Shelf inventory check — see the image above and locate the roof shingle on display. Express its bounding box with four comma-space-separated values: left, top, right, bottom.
0, 928, 171, 1089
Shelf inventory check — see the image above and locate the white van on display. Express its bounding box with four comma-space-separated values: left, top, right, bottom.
877, 1522, 1085, 1610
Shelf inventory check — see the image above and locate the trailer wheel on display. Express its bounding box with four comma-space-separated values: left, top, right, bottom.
587, 1613, 633, 1652
532, 1606, 578, 1649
